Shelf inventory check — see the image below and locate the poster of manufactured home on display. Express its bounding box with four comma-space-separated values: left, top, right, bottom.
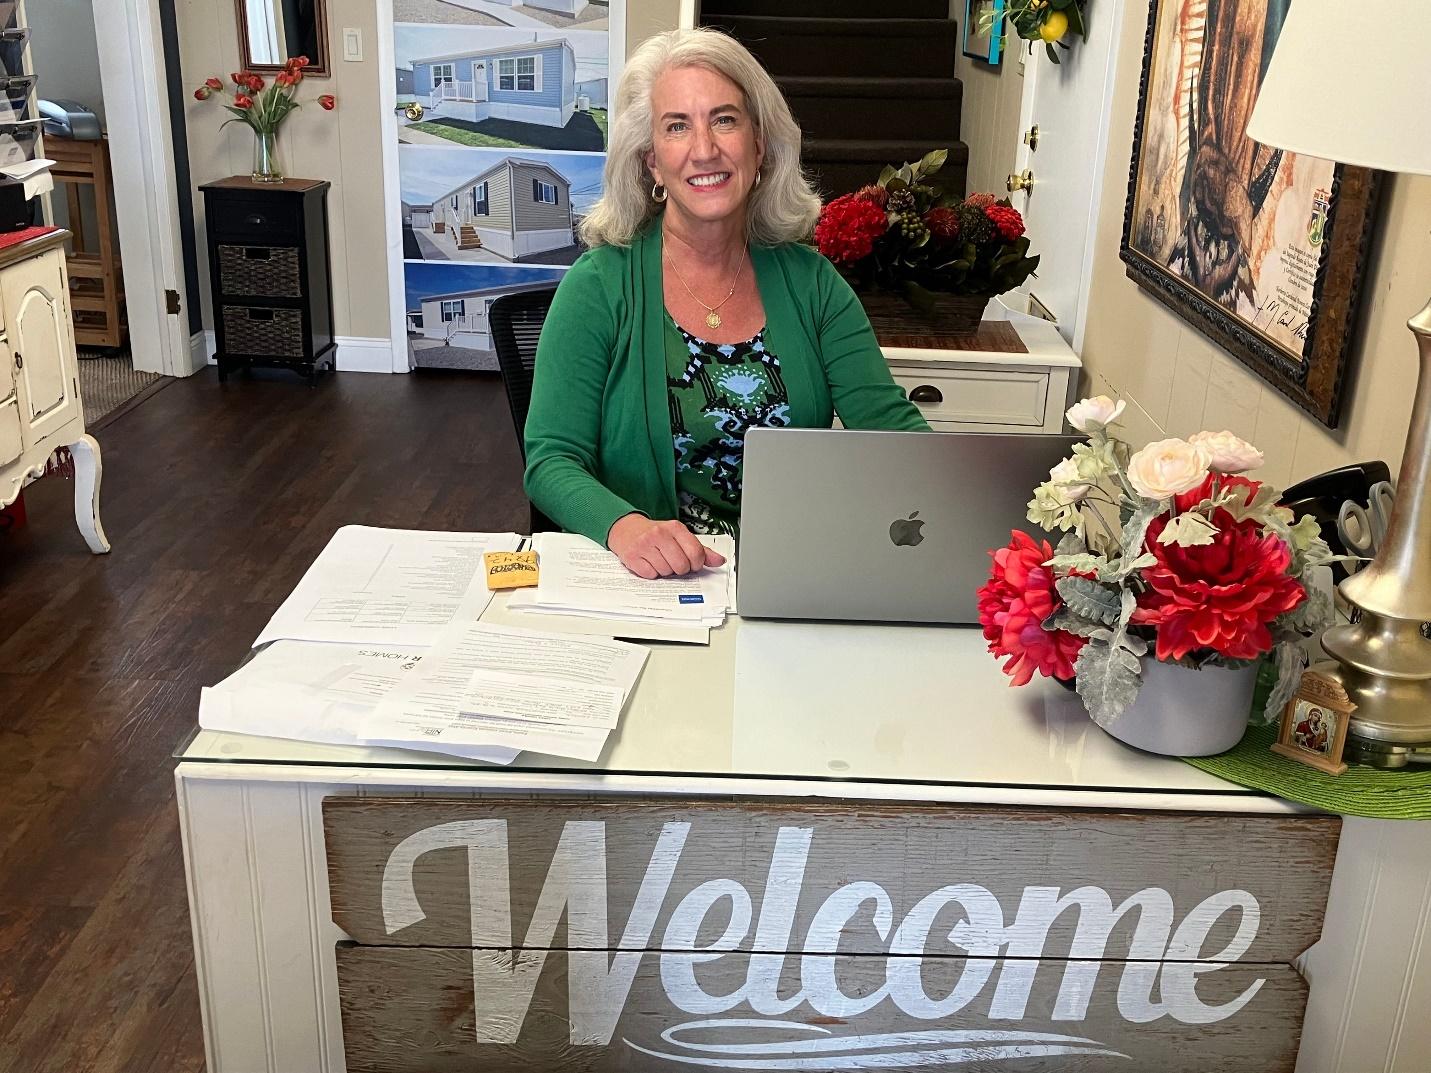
395, 0, 609, 32
404, 262, 565, 370
401, 147, 603, 265
395, 24, 609, 151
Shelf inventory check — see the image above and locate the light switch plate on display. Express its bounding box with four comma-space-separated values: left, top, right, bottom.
343, 27, 363, 62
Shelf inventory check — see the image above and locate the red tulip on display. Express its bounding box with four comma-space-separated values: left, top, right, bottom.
230, 71, 244, 85
194, 86, 211, 101
234, 94, 253, 109
275, 71, 294, 87
293, 55, 311, 68
246, 74, 265, 92
318, 94, 336, 111
205, 76, 223, 91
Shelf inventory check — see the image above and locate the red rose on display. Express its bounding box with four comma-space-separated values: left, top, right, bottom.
814, 193, 888, 265
977, 530, 1087, 686
194, 86, 211, 101
234, 94, 253, 110
1135, 476, 1306, 662
965, 192, 996, 209
205, 76, 224, 91
925, 206, 961, 243
318, 94, 337, 111
985, 203, 1025, 242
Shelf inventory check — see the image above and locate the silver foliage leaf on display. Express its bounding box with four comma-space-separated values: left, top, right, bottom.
1056, 576, 1122, 626
1075, 640, 1144, 728
1055, 532, 1086, 557
1158, 513, 1219, 547
1046, 552, 1109, 575
1263, 643, 1307, 724
1046, 609, 1108, 638
1120, 499, 1164, 561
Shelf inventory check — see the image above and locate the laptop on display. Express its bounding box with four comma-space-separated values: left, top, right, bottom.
737, 428, 1079, 624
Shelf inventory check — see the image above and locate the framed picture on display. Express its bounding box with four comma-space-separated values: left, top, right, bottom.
1271, 670, 1354, 775
962, 0, 1004, 64
1118, 0, 1381, 429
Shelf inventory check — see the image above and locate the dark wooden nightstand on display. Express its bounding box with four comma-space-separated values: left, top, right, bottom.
200, 177, 335, 385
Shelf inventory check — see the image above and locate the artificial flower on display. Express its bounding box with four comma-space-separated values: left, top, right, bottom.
230, 71, 244, 85
318, 94, 337, 111
1047, 457, 1091, 504
985, 203, 1025, 242
205, 76, 223, 91
194, 86, 211, 101
246, 74, 265, 92
855, 183, 888, 209
925, 206, 960, 242
1127, 438, 1211, 500
814, 193, 889, 265
1027, 483, 1083, 534
233, 94, 253, 109
965, 191, 996, 209
978, 531, 1087, 685
1135, 507, 1306, 662
1065, 395, 1126, 432
276, 70, 296, 87
1189, 430, 1265, 474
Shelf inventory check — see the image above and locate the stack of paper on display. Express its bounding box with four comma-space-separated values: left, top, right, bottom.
509, 532, 735, 639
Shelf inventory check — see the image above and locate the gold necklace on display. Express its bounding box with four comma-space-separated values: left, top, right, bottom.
665, 243, 748, 330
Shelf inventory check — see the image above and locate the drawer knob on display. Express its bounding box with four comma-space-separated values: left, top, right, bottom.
244, 213, 266, 227
909, 384, 942, 404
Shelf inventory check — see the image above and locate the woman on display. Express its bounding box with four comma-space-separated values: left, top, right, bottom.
524, 27, 928, 579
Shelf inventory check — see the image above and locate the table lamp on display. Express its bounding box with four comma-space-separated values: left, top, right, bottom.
1247, 0, 1431, 767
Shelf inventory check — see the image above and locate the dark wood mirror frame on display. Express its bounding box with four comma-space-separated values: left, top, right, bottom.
235, 0, 331, 77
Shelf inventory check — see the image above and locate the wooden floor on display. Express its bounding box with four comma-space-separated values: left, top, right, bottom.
0, 368, 528, 1073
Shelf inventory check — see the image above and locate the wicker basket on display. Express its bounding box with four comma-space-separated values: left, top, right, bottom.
221, 306, 305, 358
859, 291, 989, 337
218, 245, 302, 298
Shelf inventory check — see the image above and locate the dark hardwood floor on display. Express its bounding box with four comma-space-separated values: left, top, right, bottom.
0, 368, 528, 1073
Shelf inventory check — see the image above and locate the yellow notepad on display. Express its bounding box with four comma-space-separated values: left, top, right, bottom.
484, 550, 539, 590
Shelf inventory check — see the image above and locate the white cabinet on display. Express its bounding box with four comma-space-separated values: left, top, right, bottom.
881, 316, 1082, 434
0, 231, 108, 554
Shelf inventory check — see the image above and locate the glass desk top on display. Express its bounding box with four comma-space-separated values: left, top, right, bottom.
177, 596, 1259, 801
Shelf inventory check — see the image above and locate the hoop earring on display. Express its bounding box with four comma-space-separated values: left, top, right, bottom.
651, 182, 668, 203
754, 171, 763, 187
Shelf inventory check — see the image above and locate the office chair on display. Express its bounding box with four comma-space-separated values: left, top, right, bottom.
488, 286, 559, 535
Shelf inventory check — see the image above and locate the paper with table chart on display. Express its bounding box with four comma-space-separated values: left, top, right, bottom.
252, 526, 522, 649
358, 620, 648, 762
510, 532, 735, 637
197, 640, 519, 764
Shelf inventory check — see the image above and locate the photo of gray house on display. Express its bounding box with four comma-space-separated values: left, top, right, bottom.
405, 262, 564, 370
412, 38, 577, 129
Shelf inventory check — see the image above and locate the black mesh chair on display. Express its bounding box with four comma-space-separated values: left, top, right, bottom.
488, 286, 560, 534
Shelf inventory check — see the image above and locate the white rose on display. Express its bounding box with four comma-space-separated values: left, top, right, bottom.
1189, 430, 1265, 474
1048, 457, 1092, 504
1126, 438, 1212, 500
1066, 395, 1127, 433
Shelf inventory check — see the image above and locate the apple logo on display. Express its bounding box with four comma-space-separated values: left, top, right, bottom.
889, 511, 926, 547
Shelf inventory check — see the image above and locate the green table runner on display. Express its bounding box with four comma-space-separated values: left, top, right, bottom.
1184, 723, 1431, 819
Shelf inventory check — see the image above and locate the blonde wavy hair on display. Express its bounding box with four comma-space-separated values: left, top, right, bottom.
579, 27, 821, 249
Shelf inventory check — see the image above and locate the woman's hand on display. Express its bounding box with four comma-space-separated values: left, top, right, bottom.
607, 514, 726, 579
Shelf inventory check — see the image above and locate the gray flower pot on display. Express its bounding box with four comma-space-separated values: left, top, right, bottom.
1098, 659, 1258, 757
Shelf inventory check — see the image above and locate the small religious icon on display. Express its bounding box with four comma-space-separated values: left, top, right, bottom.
1271, 665, 1355, 775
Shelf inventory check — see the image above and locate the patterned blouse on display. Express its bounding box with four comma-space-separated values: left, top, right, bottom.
666, 316, 790, 537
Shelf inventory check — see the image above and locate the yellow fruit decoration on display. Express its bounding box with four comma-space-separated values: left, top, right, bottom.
1039, 10, 1068, 42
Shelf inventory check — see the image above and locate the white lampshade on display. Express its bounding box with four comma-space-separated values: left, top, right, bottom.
1247, 0, 1431, 176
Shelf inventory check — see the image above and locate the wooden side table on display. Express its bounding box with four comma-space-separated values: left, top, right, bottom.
200, 177, 335, 385
47, 135, 127, 349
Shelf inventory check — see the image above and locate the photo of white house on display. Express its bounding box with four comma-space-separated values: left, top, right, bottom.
395, 25, 608, 151
405, 262, 564, 370
401, 147, 603, 265
394, 0, 609, 32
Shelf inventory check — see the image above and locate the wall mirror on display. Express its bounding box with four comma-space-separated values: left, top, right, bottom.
236, 0, 329, 76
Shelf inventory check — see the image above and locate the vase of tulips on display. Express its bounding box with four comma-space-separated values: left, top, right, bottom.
977, 396, 1338, 756
194, 58, 336, 183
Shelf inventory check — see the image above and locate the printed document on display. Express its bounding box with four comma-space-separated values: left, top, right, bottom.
253, 526, 521, 648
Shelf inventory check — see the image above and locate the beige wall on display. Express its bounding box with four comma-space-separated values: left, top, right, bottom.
1077, 0, 1431, 487
958, 43, 1023, 197
175, 0, 680, 343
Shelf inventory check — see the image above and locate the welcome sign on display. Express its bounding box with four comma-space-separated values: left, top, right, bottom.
324, 798, 1338, 1072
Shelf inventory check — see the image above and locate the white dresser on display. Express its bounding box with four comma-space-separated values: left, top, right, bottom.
0, 228, 109, 553
880, 315, 1082, 434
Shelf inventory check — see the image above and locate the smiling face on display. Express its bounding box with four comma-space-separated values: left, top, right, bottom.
645, 64, 764, 235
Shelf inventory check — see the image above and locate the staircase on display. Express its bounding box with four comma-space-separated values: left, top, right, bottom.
456, 225, 483, 251
699, 0, 968, 201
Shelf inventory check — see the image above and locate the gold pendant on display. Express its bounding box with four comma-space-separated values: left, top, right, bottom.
705, 311, 722, 330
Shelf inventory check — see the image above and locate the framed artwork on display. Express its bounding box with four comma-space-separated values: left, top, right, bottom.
1119, 0, 1381, 429
1271, 670, 1354, 775
962, 0, 1004, 64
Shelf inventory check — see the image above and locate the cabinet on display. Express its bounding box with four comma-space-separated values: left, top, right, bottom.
0, 227, 109, 553
200, 177, 335, 384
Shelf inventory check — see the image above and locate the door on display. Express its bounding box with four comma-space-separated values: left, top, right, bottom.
5, 248, 81, 447
1006, 0, 1125, 350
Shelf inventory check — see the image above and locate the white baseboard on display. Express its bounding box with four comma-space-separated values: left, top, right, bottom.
201, 332, 408, 374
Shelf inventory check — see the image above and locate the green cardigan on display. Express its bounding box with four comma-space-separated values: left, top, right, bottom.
523, 224, 929, 545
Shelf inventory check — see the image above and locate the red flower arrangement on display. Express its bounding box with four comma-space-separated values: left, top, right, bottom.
194, 58, 335, 181
813, 193, 888, 265
977, 398, 1336, 731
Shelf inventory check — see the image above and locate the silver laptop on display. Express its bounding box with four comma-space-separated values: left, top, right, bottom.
738, 428, 1079, 624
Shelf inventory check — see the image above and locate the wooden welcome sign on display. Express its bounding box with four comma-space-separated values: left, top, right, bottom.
324, 798, 1339, 1072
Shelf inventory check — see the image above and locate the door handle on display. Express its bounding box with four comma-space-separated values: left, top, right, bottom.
909, 384, 943, 404
1006, 169, 1035, 193
1023, 125, 1040, 151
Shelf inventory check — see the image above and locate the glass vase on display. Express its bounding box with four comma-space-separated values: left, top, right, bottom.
251, 130, 284, 184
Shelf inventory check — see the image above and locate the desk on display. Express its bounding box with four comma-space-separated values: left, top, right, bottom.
175, 601, 1431, 1073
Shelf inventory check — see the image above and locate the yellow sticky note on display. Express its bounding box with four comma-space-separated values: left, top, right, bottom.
484, 550, 539, 590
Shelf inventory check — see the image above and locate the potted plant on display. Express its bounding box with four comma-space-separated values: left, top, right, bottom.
813, 150, 1040, 336
194, 58, 336, 183
976, 396, 1337, 756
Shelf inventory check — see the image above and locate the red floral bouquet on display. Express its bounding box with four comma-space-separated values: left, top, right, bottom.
977, 395, 1336, 729
813, 150, 1039, 310
194, 58, 336, 134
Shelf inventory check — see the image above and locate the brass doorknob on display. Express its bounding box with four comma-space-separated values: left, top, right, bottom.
1006, 169, 1035, 193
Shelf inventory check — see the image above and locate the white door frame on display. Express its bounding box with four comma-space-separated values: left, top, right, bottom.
1008, 0, 1127, 356
92, 0, 202, 377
